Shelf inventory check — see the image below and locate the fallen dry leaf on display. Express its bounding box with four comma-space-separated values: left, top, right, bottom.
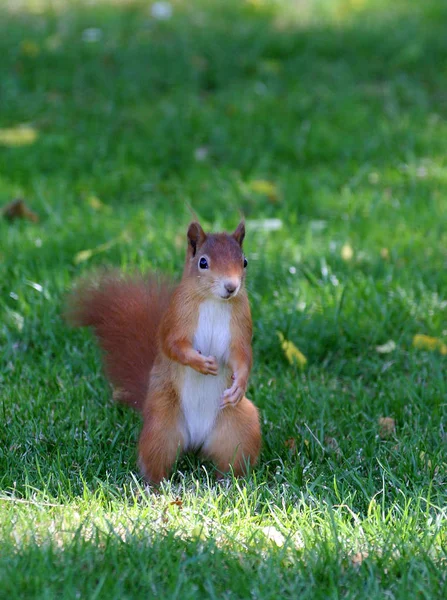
6, 309, 24, 332
351, 551, 369, 566
161, 496, 183, 524
375, 340, 396, 354
378, 417, 395, 439
74, 249, 95, 264
261, 526, 285, 547
86, 195, 108, 211
2, 199, 39, 222
277, 332, 307, 368
341, 244, 354, 261
284, 438, 297, 453
248, 179, 279, 202
74, 232, 129, 264
170, 497, 183, 509
0, 125, 38, 147
413, 334, 447, 355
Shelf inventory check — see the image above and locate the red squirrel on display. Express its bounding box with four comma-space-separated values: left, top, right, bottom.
68, 221, 261, 483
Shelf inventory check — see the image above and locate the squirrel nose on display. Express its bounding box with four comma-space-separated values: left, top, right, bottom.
224, 282, 237, 294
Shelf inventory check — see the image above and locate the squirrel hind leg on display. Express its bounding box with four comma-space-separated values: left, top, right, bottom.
138, 397, 185, 485
202, 397, 261, 478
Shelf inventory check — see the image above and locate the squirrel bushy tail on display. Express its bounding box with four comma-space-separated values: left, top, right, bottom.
66, 272, 174, 411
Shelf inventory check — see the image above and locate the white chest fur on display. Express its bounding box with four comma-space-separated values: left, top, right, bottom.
180, 299, 232, 449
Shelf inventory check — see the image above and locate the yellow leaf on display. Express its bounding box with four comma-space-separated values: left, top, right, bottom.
74, 249, 93, 264
73, 241, 111, 264
277, 332, 307, 368
0, 125, 39, 147
20, 40, 40, 58
413, 334, 447, 355
86, 195, 110, 212
248, 179, 279, 202
341, 244, 354, 261
74, 233, 128, 264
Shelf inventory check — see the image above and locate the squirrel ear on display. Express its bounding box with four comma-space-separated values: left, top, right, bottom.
187, 222, 207, 257
232, 221, 245, 246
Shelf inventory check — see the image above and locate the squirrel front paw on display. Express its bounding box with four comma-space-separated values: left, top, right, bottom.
220, 378, 246, 408
190, 353, 219, 376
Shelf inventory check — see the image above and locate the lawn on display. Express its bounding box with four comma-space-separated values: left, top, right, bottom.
1, 0, 447, 597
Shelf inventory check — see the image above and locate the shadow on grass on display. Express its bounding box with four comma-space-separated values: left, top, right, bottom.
0, 520, 443, 599
1, 0, 447, 498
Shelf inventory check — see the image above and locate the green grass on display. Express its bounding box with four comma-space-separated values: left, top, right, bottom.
1, 0, 447, 597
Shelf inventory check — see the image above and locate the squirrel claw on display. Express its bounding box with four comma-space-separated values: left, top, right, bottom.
202, 355, 218, 376
220, 382, 244, 408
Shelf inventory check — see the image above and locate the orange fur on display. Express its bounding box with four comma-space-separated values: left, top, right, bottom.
138, 382, 185, 483
66, 272, 174, 411
203, 398, 261, 476
67, 222, 261, 483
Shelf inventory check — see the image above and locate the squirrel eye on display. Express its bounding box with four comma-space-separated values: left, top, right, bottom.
243, 257, 248, 268
199, 257, 209, 269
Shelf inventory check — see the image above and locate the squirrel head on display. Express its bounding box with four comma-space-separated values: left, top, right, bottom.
184, 221, 247, 301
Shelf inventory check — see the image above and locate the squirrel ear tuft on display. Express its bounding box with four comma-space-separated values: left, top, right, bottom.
232, 221, 245, 246
187, 222, 207, 257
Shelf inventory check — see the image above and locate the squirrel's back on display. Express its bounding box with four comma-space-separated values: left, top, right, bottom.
66, 272, 174, 411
